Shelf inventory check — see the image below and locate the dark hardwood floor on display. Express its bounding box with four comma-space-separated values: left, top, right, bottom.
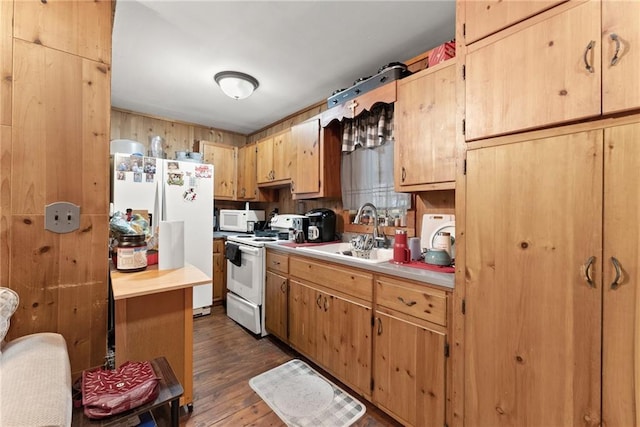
179, 305, 402, 426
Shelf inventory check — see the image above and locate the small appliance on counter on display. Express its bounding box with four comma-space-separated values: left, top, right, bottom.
305, 208, 337, 243
270, 214, 309, 240
219, 209, 265, 233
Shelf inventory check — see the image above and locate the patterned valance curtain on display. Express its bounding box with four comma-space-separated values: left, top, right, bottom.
340, 104, 410, 211
341, 104, 394, 152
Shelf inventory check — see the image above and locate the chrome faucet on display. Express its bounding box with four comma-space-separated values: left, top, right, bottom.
353, 202, 389, 248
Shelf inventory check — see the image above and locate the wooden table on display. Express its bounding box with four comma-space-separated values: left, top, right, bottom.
110, 263, 210, 408
72, 357, 183, 426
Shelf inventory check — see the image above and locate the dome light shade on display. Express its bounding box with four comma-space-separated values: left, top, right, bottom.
214, 71, 259, 100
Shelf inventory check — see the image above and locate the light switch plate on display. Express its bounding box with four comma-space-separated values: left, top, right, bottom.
45, 202, 80, 234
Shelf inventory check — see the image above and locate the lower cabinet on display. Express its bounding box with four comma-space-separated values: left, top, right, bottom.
267, 249, 451, 426
288, 278, 372, 398
212, 238, 226, 305
265, 270, 288, 342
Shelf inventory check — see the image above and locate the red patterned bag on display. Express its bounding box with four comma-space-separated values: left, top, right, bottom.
82, 360, 160, 419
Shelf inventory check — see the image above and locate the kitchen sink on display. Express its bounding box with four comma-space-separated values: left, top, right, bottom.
296, 242, 393, 264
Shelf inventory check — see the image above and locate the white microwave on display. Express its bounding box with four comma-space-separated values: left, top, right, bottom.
219, 209, 265, 232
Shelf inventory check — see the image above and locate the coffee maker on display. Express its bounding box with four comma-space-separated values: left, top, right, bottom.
305, 208, 336, 243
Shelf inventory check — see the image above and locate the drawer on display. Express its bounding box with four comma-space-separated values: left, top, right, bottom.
266, 251, 288, 274
290, 256, 373, 301
376, 277, 447, 326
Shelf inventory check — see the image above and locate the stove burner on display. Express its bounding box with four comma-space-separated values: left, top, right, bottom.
353, 76, 372, 86
378, 62, 407, 74
253, 238, 276, 242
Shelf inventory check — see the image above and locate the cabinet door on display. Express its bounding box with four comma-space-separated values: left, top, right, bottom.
212, 252, 225, 303
602, 0, 640, 114
395, 63, 456, 190
465, 132, 603, 425
328, 294, 372, 397
1, 0, 11, 126
466, 1, 601, 141
602, 122, 640, 426
464, 0, 564, 44
272, 130, 293, 181
291, 119, 320, 194
256, 137, 274, 184
288, 279, 319, 357
265, 270, 288, 342
200, 142, 236, 200
237, 144, 257, 200
374, 312, 445, 426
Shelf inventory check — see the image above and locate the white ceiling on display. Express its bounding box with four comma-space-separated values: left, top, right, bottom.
111, 1, 456, 135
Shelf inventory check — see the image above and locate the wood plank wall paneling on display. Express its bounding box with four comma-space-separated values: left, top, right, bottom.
13, 0, 112, 64
6, 0, 112, 377
110, 109, 247, 155
0, 0, 12, 126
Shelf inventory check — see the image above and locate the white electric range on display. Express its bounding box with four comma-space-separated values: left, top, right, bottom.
225, 233, 280, 336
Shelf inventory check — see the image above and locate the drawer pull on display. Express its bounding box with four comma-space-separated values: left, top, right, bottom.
610, 256, 622, 290
272, 261, 280, 265
583, 40, 595, 73
397, 296, 417, 307
584, 256, 596, 288
610, 33, 621, 66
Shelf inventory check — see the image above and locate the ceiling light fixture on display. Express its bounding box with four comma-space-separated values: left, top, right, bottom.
214, 71, 259, 100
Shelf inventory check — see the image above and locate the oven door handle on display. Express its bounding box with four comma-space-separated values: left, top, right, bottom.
237, 246, 260, 255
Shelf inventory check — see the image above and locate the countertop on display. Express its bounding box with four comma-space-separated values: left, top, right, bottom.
110, 263, 211, 300
264, 240, 455, 290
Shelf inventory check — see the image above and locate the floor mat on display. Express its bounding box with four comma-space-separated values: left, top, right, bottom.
249, 359, 366, 427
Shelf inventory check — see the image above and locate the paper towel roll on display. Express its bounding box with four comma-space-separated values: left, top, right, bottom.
159, 221, 185, 270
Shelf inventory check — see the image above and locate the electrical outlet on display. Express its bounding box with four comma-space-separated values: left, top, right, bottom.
45, 202, 80, 234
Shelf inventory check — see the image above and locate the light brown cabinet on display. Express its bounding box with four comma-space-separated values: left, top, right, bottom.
288, 256, 373, 397
212, 238, 226, 305
394, 62, 457, 192
465, 0, 640, 141
265, 250, 289, 342
290, 119, 342, 200
197, 141, 236, 200
373, 276, 448, 427
236, 144, 257, 200
257, 130, 294, 186
463, 0, 564, 45
464, 127, 619, 425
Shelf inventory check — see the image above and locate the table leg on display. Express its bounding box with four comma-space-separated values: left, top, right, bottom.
171, 398, 180, 427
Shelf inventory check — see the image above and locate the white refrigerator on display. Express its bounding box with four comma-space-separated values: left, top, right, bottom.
111, 153, 214, 316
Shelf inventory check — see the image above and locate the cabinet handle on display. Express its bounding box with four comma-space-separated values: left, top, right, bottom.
316, 294, 322, 309
291, 180, 295, 192
610, 33, 621, 66
377, 318, 383, 336
584, 256, 596, 288
610, 256, 622, 290
583, 40, 595, 73
401, 167, 406, 182
280, 282, 286, 293
272, 261, 280, 265
324, 296, 329, 312
397, 296, 417, 307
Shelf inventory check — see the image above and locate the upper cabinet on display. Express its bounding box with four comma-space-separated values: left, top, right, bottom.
256, 129, 294, 186
290, 119, 341, 200
463, 0, 564, 44
394, 61, 456, 192
237, 144, 258, 201
197, 141, 236, 200
465, 0, 640, 141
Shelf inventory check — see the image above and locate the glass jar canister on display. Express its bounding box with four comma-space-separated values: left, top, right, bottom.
116, 234, 147, 272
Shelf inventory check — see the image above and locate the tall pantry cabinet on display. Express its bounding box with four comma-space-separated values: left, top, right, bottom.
457, 0, 640, 425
